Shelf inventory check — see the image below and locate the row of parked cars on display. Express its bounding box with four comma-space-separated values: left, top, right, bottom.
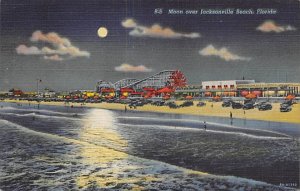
160, 101, 194, 109
163, 99, 294, 113
127, 100, 197, 109
7, 97, 296, 112
221, 99, 294, 112
17, 97, 104, 103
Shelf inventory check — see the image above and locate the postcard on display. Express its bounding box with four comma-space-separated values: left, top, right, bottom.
0, 0, 299, 190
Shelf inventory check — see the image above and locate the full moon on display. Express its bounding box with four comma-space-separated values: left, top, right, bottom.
97, 27, 108, 38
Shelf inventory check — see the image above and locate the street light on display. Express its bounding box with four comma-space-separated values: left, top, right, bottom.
36, 79, 42, 97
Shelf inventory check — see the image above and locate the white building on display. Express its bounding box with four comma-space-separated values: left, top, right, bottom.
43, 89, 56, 98
202, 80, 255, 90
201, 80, 255, 97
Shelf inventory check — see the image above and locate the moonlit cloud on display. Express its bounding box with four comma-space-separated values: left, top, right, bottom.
16, 30, 90, 61
256, 20, 296, 33
121, 18, 200, 39
115, 63, 153, 72
30, 30, 72, 47
16, 45, 42, 55
199, 45, 251, 61
44, 54, 64, 61
121, 18, 137, 28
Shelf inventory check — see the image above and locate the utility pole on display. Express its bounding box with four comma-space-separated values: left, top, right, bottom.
36, 79, 42, 97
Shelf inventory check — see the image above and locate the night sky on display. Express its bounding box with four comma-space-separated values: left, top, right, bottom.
1, 0, 299, 91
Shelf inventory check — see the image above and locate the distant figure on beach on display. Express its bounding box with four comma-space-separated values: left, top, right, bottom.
211, 103, 213, 108
230, 111, 232, 119
203, 121, 207, 131
244, 110, 246, 115
125, 106, 127, 112
71, 105, 74, 108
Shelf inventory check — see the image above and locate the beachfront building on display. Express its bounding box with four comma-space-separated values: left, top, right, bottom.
201, 80, 255, 97
1, 88, 26, 97
237, 83, 300, 97
43, 88, 56, 98
175, 85, 202, 99
201, 80, 300, 98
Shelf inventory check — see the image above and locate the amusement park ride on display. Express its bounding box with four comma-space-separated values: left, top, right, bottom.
96, 70, 187, 99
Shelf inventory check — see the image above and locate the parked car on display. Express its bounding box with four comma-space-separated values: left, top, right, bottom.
222, 100, 232, 107
106, 99, 115, 103
120, 99, 130, 104
255, 101, 267, 108
152, 101, 165, 106
258, 103, 272, 111
180, 101, 194, 107
231, 102, 243, 109
135, 101, 144, 106
128, 102, 136, 109
144, 99, 153, 104
74, 98, 85, 103
196, 102, 206, 107
165, 101, 175, 106
165, 101, 178, 109
243, 103, 254, 110
280, 104, 292, 112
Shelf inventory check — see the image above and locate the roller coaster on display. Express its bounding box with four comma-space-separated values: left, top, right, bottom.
96, 70, 187, 98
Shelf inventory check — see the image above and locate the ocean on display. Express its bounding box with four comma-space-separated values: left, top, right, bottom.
0, 102, 298, 190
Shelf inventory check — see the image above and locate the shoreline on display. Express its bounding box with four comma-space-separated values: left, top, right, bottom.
2, 99, 300, 125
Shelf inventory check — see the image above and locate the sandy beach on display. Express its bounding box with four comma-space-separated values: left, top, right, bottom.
3, 99, 300, 124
